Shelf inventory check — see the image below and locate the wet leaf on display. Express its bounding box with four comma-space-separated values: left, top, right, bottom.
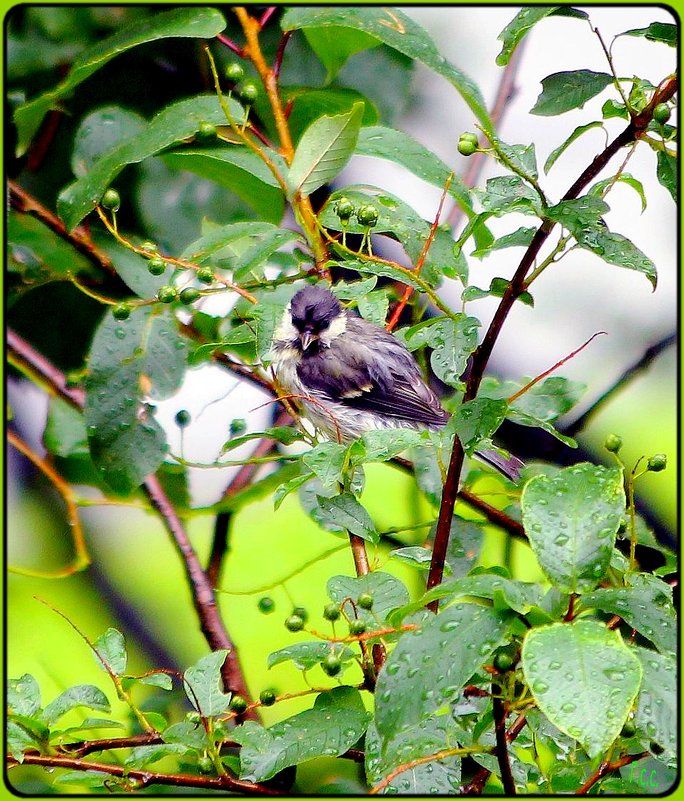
183, 650, 231, 716
531, 70, 614, 116
267, 642, 355, 671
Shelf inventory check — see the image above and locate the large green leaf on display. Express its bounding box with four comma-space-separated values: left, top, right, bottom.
42, 685, 111, 726
288, 103, 364, 197
327, 572, 410, 626
356, 126, 473, 215
93, 628, 128, 675
58, 94, 245, 231
522, 621, 642, 758
656, 150, 677, 203
375, 603, 510, 738
84, 306, 187, 494
8, 675, 42, 718
183, 650, 231, 717
162, 146, 285, 223
521, 463, 625, 593
404, 316, 480, 386
282, 7, 492, 133
13, 8, 227, 154
496, 7, 561, 66
447, 397, 508, 454
633, 648, 676, 760
303, 26, 380, 82
234, 687, 371, 782
618, 22, 677, 46
316, 493, 378, 543
531, 70, 614, 116
71, 106, 146, 177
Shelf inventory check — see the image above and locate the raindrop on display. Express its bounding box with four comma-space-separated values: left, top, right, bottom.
554, 534, 569, 546
532, 680, 549, 694
561, 702, 576, 713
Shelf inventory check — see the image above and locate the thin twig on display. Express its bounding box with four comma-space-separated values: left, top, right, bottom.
370, 745, 480, 794
564, 332, 676, 436
577, 751, 650, 794
6, 754, 282, 795
9, 180, 115, 275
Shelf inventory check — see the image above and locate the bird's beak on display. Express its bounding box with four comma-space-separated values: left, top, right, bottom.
300, 330, 315, 351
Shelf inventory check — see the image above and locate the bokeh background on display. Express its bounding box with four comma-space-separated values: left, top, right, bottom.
7, 5, 677, 794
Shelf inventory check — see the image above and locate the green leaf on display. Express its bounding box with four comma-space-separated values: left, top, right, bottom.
323, 188, 468, 284
531, 70, 614, 116
288, 103, 364, 197
44, 397, 89, 458
589, 173, 647, 213
42, 685, 110, 726
496, 7, 561, 66
8, 716, 49, 759
14, 8, 227, 155
356, 126, 473, 216
656, 150, 677, 203
303, 26, 380, 82
162, 720, 211, 750
8, 674, 41, 718
282, 7, 492, 134
302, 442, 348, 491
447, 398, 508, 454
475, 176, 542, 215
521, 463, 625, 593
84, 306, 187, 494
574, 227, 657, 289
267, 642, 355, 671
633, 648, 676, 758
162, 146, 285, 223
284, 86, 379, 143
138, 673, 173, 691
471, 226, 536, 259
58, 94, 246, 231
220, 426, 305, 456
316, 493, 378, 543
327, 572, 410, 627
375, 603, 510, 738
349, 428, 425, 465
389, 546, 438, 572
234, 687, 371, 782
496, 139, 539, 180
93, 628, 127, 675
618, 22, 677, 46
357, 291, 389, 327
71, 106, 146, 177
405, 316, 480, 386
481, 375, 586, 422
544, 121, 604, 173
581, 577, 676, 656
183, 650, 231, 717
125, 743, 191, 769
462, 276, 534, 306
521, 620, 642, 758
544, 195, 610, 229
602, 98, 629, 119
366, 717, 461, 794
330, 276, 377, 300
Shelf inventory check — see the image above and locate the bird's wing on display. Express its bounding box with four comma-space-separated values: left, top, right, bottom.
296, 318, 448, 426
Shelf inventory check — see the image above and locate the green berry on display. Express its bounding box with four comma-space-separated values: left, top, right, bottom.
240, 81, 259, 104
604, 433, 622, 453
357, 593, 374, 610
335, 197, 354, 222
259, 689, 276, 706
321, 653, 342, 677
653, 103, 671, 124
180, 287, 201, 305
101, 188, 121, 212
230, 418, 247, 436
225, 62, 245, 83
197, 267, 215, 284
112, 302, 131, 321
65, 371, 82, 389
175, 409, 191, 427
647, 453, 667, 472
147, 257, 166, 276
140, 241, 158, 254
197, 121, 217, 142
348, 619, 366, 636
229, 695, 248, 714
285, 614, 305, 632
460, 132, 479, 145
493, 651, 515, 672
292, 606, 309, 623
458, 139, 477, 156
197, 755, 213, 774
157, 285, 177, 303
258, 596, 275, 614
323, 603, 341, 622
356, 204, 378, 227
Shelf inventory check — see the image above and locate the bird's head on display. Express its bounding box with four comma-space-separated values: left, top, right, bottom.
287, 284, 345, 352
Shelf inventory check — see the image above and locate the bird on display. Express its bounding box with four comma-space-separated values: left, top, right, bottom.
270, 283, 522, 481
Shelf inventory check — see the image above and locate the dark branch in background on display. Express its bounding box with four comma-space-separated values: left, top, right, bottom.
564, 332, 676, 437
492, 684, 516, 795
7, 754, 283, 795
6, 329, 258, 721
426, 75, 679, 605
446, 37, 529, 229
9, 179, 115, 275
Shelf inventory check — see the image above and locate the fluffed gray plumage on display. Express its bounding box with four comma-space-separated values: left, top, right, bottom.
271, 284, 523, 481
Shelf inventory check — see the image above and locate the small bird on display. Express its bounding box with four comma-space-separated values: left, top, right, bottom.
271, 283, 522, 480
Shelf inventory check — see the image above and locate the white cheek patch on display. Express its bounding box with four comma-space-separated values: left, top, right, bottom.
273, 305, 298, 344
320, 312, 347, 346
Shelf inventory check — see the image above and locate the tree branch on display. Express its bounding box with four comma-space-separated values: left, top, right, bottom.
492, 684, 516, 794
576, 751, 650, 794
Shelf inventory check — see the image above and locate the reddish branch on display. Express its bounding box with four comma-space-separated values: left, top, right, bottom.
426, 75, 679, 606
7, 753, 282, 795
7, 329, 257, 719
577, 751, 650, 794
